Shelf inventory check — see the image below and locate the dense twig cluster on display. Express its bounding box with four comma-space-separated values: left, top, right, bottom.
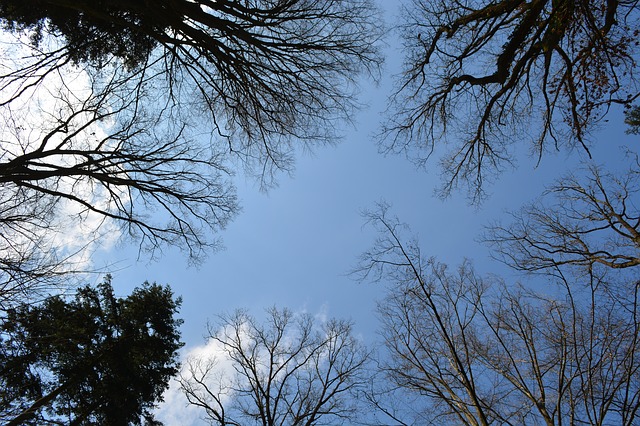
179, 307, 369, 426
383, 0, 640, 199
355, 205, 640, 425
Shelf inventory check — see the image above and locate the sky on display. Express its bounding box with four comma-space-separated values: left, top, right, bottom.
56, 1, 638, 424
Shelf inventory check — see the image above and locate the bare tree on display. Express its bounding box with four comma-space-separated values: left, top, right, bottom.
0, 61, 239, 306
485, 160, 640, 275
179, 307, 370, 426
0, 0, 383, 303
382, 0, 640, 199
2, 0, 383, 177
355, 204, 640, 425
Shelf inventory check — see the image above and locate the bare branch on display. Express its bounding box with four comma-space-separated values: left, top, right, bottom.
0, 0, 383, 302
382, 0, 640, 200
179, 307, 370, 425
359, 204, 640, 425
485, 162, 640, 274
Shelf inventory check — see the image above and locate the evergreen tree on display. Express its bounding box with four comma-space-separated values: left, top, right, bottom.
626, 106, 640, 135
0, 275, 183, 425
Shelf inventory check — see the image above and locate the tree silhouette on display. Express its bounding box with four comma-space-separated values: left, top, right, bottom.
179, 307, 370, 426
0, 0, 382, 303
382, 0, 639, 199
0, 275, 183, 425
485, 160, 640, 275
355, 204, 640, 425
626, 105, 640, 134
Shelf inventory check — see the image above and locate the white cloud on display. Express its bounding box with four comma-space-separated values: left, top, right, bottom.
155, 336, 237, 426
154, 375, 202, 426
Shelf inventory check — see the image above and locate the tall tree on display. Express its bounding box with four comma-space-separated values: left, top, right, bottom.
382, 0, 639, 199
0, 0, 382, 303
355, 204, 640, 425
0, 275, 183, 425
179, 307, 370, 426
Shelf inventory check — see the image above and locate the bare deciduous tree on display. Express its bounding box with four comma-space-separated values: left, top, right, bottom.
2, 0, 383, 176
179, 307, 370, 426
0, 62, 239, 306
0, 0, 383, 303
382, 0, 640, 199
355, 204, 640, 425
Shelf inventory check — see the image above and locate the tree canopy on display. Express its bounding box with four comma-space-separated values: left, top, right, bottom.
0, 275, 183, 425
626, 105, 640, 134
383, 0, 640, 199
355, 204, 640, 425
485, 160, 640, 274
0, 0, 383, 304
2, 1, 640, 423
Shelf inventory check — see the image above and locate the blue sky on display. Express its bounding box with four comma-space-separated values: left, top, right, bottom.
102, 47, 632, 349
79, 1, 639, 423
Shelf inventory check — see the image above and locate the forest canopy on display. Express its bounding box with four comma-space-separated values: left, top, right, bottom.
1, 1, 639, 424
0, 276, 183, 425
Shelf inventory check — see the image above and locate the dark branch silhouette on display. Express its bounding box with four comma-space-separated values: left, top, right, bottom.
179, 307, 370, 426
485, 161, 640, 274
355, 205, 640, 425
382, 0, 639, 200
0, 0, 382, 303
